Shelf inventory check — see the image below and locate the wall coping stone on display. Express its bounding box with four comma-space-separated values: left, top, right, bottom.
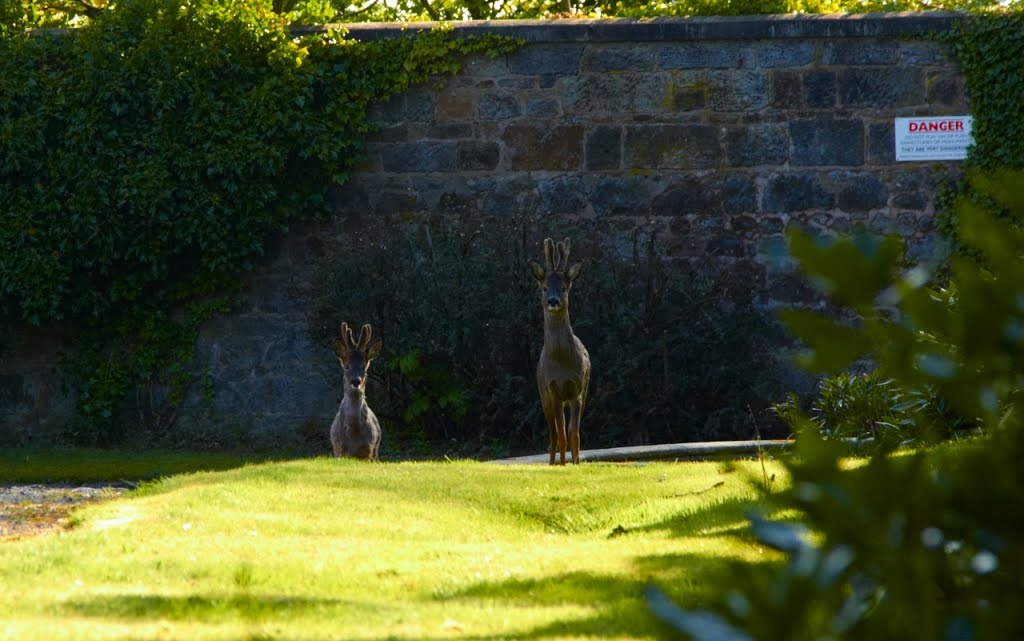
293, 11, 963, 43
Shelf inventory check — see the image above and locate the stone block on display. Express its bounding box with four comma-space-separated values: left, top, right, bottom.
899, 41, 946, 66
730, 215, 759, 232
651, 176, 716, 216
590, 176, 655, 217
724, 123, 788, 167
706, 234, 746, 258
461, 53, 509, 77
707, 70, 768, 111
926, 71, 965, 108
502, 125, 583, 171
582, 45, 654, 72
477, 93, 522, 120
803, 70, 836, 108
563, 74, 670, 115
405, 89, 435, 122
671, 73, 708, 111
526, 97, 561, 117
838, 67, 925, 107
428, 123, 473, 139
893, 192, 927, 210
509, 44, 583, 75
834, 172, 888, 211
457, 141, 500, 170
497, 78, 537, 89
757, 41, 816, 68
374, 189, 420, 214
823, 40, 899, 65
624, 124, 719, 169
790, 117, 864, 166
539, 176, 587, 215
480, 177, 538, 216
435, 90, 474, 120
585, 126, 622, 170
367, 93, 404, 124
759, 216, 786, 234
720, 174, 757, 214
658, 43, 743, 69
764, 173, 834, 213
380, 142, 457, 172
867, 121, 895, 164
370, 125, 409, 143
770, 70, 802, 108
767, 269, 820, 305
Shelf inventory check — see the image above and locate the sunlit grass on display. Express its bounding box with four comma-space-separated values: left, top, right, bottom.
0, 457, 789, 640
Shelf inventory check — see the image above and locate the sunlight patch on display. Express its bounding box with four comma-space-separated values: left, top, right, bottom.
93, 506, 140, 530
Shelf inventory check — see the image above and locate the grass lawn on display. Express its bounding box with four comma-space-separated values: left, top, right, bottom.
0, 456, 789, 640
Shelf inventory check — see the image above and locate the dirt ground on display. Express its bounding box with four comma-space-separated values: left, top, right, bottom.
0, 484, 128, 540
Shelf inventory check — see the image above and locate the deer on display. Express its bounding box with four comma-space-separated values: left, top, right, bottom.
529, 238, 591, 465
330, 322, 382, 460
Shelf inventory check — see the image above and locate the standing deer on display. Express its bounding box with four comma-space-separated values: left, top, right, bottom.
330, 322, 382, 460
529, 238, 591, 465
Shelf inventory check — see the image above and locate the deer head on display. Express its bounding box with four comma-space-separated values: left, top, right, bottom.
529, 237, 583, 315
332, 323, 382, 393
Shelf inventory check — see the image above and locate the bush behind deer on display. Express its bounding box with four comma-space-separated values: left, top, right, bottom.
308, 212, 793, 458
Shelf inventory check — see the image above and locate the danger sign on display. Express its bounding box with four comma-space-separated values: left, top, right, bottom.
895, 116, 973, 161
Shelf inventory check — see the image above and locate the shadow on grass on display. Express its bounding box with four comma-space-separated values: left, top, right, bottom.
0, 447, 283, 484
418, 551, 778, 641
628, 494, 784, 540
59, 591, 365, 623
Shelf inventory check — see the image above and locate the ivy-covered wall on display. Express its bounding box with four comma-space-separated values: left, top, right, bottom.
1, 13, 969, 453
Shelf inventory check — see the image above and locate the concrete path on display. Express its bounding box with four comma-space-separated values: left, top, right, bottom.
489, 439, 793, 464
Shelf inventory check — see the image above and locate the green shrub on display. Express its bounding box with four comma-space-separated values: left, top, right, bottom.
309, 213, 792, 457
648, 171, 1024, 641
773, 370, 976, 448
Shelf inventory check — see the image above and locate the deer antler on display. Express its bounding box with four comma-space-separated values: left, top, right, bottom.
342, 322, 358, 350
357, 324, 372, 351
555, 238, 571, 272
543, 238, 555, 272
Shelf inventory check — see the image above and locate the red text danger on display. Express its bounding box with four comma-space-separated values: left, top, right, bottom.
908, 120, 964, 133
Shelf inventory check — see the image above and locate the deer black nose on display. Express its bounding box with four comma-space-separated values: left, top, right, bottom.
350, 376, 362, 387
547, 296, 560, 308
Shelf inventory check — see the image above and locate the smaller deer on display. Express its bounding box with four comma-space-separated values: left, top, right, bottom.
530, 238, 591, 465
330, 322, 382, 460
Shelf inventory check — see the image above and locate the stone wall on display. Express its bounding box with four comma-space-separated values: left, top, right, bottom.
1, 13, 968, 449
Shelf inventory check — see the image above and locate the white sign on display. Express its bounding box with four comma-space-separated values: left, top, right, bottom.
895, 116, 973, 161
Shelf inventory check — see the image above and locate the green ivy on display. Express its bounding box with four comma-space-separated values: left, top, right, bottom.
936, 8, 1024, 248
0, 0, 517, 443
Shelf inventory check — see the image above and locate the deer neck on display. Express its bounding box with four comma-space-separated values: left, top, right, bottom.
543, 309, 576, 350
344, 386, 365, 406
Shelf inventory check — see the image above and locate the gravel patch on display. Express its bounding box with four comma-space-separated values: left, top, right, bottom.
0, 483, 130, 539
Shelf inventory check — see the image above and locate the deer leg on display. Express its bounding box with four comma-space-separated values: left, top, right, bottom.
569, 397, 583, 464
542, 396, 558, 465
553, 401, 568, 466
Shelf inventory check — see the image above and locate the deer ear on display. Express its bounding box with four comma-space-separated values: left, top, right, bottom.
566, 261, 583, 283
529, 260, 546, 283
366, 338, 382, 361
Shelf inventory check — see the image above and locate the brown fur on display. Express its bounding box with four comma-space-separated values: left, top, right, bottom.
529, 238, 591, 465
330, 322, 382, 460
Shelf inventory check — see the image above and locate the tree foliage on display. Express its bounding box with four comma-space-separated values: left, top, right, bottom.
3, 0, 1020, 29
